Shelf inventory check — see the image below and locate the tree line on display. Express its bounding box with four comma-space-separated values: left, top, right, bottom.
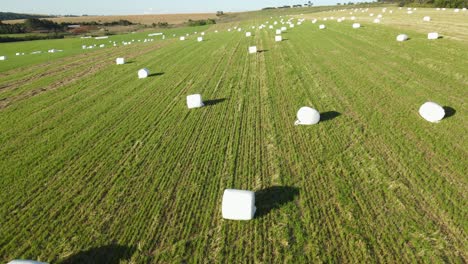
0, 18, 136, 34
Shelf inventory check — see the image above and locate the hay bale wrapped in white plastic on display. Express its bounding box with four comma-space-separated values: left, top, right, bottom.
373, 18, 381, 23
197, 37, 203, 42
245, 32, 252, 37
275, 35, 282, 42
116, 58, 125, 65
295, 107, 320, 125
276, 29, 282, 34
249, 46, 257, 54
7, 260, 48, 264
427, 32, 439, 40
396, 34, 409, 41
281, 26, 287, 31
319, 24, 326, 29
312, 18, 317, 23
201, 32, 205, 36
0, 56, 6, 61
352, 23, 361, 28
289, 23, 295, 28
423, 16, 431, 21
187, 94, 204, 109
179, 36, 185, 41
222, 189, 256, 220
138, 68, 150, 79
351, 16, 356, 20
419, 102, 445, 122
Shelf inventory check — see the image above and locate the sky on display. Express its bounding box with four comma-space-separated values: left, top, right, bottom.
0, 0, 343, 15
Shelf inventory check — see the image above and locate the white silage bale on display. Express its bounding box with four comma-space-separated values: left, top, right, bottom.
281, 26, 287, 31
352, 23, 361, 28
179, 36, 185, 41
275, 35, 282, 42
248, 46, 257, 54
396, 34, 409, 41
295, 107, 320, 125
116, 58, 125, 65
276, 29, 282, 34
0, 56, 6, 60
373, 18, 381, 23
351, 16, 356, 20
138, 68, 150, 79
186, 94, 204, 109
222, 189, 256, 220
312, 19, 317, 23
419, 102, 445, 122
245, 32, 252, 37
319, 24, 326, 29
7, 260, 48, 264
427, 32, 439, 39
423, 16, 431, 21
197, 37, 203, 42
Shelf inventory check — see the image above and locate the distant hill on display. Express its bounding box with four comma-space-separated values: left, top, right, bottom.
0, 12, 54, 21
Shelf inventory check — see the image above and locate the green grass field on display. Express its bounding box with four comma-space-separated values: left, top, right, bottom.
0, 5, 467, 263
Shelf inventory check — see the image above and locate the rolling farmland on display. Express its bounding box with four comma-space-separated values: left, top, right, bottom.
0, 6, 467, 263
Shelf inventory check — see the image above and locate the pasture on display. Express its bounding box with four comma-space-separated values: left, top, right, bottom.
0, 5, 467, 263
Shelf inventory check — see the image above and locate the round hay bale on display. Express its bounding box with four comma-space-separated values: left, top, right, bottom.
419, 102, 445, 122
295, 107, 320, 125
396, 34, 409, 41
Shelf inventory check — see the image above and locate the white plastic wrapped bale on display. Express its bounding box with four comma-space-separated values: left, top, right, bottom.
179, 36, 185, 41
352, 23, 361, 28
276, 29, 282, 34
201, 32, 205, 36
0, 56, 6, 61
281, 26, 287, 31
222, 189, 256, 220
312, 18, 317, 23
245, 32, 252, 37
138, 68, 150, 79
295, 107, 320, 125
373, 18, 381, 23
197, 37, 203, 42
423, 16, 431, 21
427, 32, 439, 40
7, 260, 48, 264
275, 35, 282, 42
396, 34, 409, 42
319, 24, 326, 29
419, 102, 445, 122
248, 46, 257, 54
186, 94, 204, 109
116, 58, 125, 65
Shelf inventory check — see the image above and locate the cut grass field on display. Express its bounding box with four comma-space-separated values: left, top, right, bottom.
0, 6, 467, 263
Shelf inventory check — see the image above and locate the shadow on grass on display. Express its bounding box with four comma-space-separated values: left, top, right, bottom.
257, 50, 269, 53
255, 186, 299, 218
321, 111, 341, 122
60, 244, 135, 264
148, 72, 165, 77
443, 106, 456, 119
204, 98, 228, 106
